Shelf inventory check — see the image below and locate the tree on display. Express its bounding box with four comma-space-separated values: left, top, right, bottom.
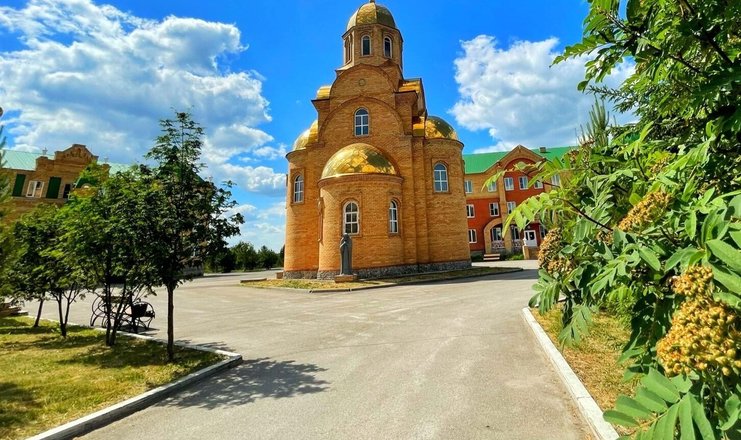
232, 241, 258, 271
0, 120, 14, 302
257, 245, 279, 270
146, 111, 243, 361
506, 0, 740, 436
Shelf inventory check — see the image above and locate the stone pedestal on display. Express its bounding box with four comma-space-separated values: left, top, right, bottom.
276, 272, 284, 280
335, 274, 358, 283
523, 246, 538, 260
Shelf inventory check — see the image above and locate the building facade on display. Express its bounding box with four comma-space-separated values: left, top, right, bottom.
1, 144, 126, 222
283, 0, 471, 279
463, 145, 570, 257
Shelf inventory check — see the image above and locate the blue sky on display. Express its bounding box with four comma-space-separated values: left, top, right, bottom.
0, 0, 632, 251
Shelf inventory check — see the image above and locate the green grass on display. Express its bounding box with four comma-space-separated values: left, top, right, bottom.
243, 266, 520, 290
0, 316, 222, 440
532, 307, 638, 435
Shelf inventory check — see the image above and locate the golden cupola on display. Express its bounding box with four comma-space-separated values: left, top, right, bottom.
321, 143, 398, 179
342, 0, 403, 70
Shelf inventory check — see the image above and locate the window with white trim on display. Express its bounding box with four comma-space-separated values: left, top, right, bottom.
293, 175, 304, 203
518, 176, 528, 189
354, 108, 369, 136
487, 181, 497, 192
464, 180, 473, 194
510, 225, 521, 240
491, 227, 503, 241
389, 200, 399, 234
466, 204, 475, 218
26, 180, 44, 198
433, 163, 448, 192
383, 36, 392, 58
534, 180, 543, 189
344, 202, 359, 235
507, 201, 516, 214
361, 35, 371, 56
551, 174, 561, 187
504, 177, 514, 191
489, 203, 499, 217
468, 229, 477, 243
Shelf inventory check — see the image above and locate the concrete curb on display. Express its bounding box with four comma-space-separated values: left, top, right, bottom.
27, 329, 242, 440
521, 307, 619, 440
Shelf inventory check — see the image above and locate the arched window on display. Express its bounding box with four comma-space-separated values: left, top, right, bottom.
344, 36, 352, 63
292, 175, 304, 203
433, 163, 448, 192
389, 200, 399, 234
343, 202, 359, 235
354, 108, 369, 136
361, 35, 371, 56
384, 36, 392, 58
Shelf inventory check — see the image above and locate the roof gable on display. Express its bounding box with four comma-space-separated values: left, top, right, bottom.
463, 145, 574, 174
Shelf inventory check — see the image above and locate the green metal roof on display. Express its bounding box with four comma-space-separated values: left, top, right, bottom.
464, 146, 574, 174
1, 149, 129, 173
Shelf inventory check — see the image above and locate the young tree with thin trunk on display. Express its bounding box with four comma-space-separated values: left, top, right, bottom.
146, 111, 243, 361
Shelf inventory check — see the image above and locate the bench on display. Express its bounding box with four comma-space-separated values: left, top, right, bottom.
90, 294, 155, 332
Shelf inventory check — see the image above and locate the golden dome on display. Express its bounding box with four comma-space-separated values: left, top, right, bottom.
425, 116, 459, 141
347, 1, 396, 31
293, 120, 318, 151
321, 143, 398, 178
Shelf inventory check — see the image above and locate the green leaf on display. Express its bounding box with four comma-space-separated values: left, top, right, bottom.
643, 369, 680, 404
712, 264, 741, 293
678, 396, 695, 440
666, 248, 696, 272
686, 211, 697, 239
713, 290, 741, 311
616, 395, 653, 420
636, 388, 669, 413
655, 402, 679, 440
690, 397, 716, 440
721, 394, 740, 431
706, 239, 741, 273
670, 375, 692, 394
730, 231, 741, 248
639, 247, 662, 271
604, 409, 639, 427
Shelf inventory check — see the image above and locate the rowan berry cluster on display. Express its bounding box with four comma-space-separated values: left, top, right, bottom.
617, 191, 671, 232
538, 228, 574, 275
657, 266, 740, 378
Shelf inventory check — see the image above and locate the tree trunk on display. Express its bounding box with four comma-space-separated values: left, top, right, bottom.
57, 298, 67, 338
34, 299, 44, 327
167, 283, 175, 362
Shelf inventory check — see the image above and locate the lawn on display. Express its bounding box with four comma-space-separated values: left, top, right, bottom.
531, 307, 637, 434
0, 316, 222, 440
243, 266, 521, 290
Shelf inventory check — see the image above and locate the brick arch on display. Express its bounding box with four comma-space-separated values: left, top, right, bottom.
320, 95, 404, 143
482, 216, 504, 254
332, 63, 397, 95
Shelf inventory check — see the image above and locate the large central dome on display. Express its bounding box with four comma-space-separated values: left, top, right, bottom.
346, 0, 396, 31
321, 143, 398, 178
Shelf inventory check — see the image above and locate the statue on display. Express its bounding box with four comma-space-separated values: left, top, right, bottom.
339, 233, 353, 275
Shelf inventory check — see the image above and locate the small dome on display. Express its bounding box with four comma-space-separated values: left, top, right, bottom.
347, 1, 396, 31
322, 143, 398, 178
425, 116, 459, 141
293, 120, 318, 151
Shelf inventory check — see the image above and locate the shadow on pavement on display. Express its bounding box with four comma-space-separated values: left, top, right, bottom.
175, 339, 238, 353
164, 358, 330, 409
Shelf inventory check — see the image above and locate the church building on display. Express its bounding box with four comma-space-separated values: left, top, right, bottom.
283, 0, 471, 279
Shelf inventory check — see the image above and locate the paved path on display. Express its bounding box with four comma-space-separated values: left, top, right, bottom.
34, 263, 589, 439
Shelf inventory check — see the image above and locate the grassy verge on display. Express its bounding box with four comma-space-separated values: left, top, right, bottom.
0, 317, 222, 440
243, 266, 521, 290
531, 307, 637, 434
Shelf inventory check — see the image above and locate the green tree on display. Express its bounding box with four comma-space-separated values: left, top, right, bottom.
505, 0, 740, 436
0, 120, 14, 302
146, 111, 243, 361
233, 241, 258, 271
257, 245, 279, 270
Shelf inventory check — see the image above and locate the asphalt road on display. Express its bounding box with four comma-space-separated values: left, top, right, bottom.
33, 263, 589, 440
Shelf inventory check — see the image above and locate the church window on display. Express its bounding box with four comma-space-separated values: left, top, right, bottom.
354, 108, 369, 136
344, 36, 353, 63
389, 200, 399, 234
361, 35, 371, 56
293, 175, 304, 203
344, 201, 359, 235
384, 36, 392, 58
26, 180, 44, 198
433, 163, 448, 192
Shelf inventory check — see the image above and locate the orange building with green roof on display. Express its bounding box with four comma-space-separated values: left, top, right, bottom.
462, 145, 571, 258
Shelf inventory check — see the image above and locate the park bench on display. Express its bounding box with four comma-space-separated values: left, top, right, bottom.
90, 293, 155, 332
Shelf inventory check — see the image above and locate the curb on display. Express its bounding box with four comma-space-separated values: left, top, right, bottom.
521, 307, 619, 440
27, 329, 242, 440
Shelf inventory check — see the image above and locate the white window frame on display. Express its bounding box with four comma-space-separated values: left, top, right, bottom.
534, 180, 543, 189
468, 229, 477, 243
464, 180, 473, 194
491, 227, 503, 241
292, 175, 304, 203
343, 201, 360, 235
466, 204, 475, 218
383, 36, 392, 58
389, 200, 399, 234
507, 201, 516, 214
551, 174, 561, 187
489, 203, 499, 217
519, 176, 528, 189
354, 108, 369, 136
433, 163, 448, 193
487, 181, 497, 192
361, 35, 371, 56
26, 180, 44, 198
504, 177, 514, 191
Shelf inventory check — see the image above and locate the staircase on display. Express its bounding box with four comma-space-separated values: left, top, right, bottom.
483, 253, 501, 262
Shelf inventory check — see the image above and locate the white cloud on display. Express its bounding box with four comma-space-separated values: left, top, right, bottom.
451, 35, 634, 152
0, 0, 283, 195
227, 201, 286, 251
